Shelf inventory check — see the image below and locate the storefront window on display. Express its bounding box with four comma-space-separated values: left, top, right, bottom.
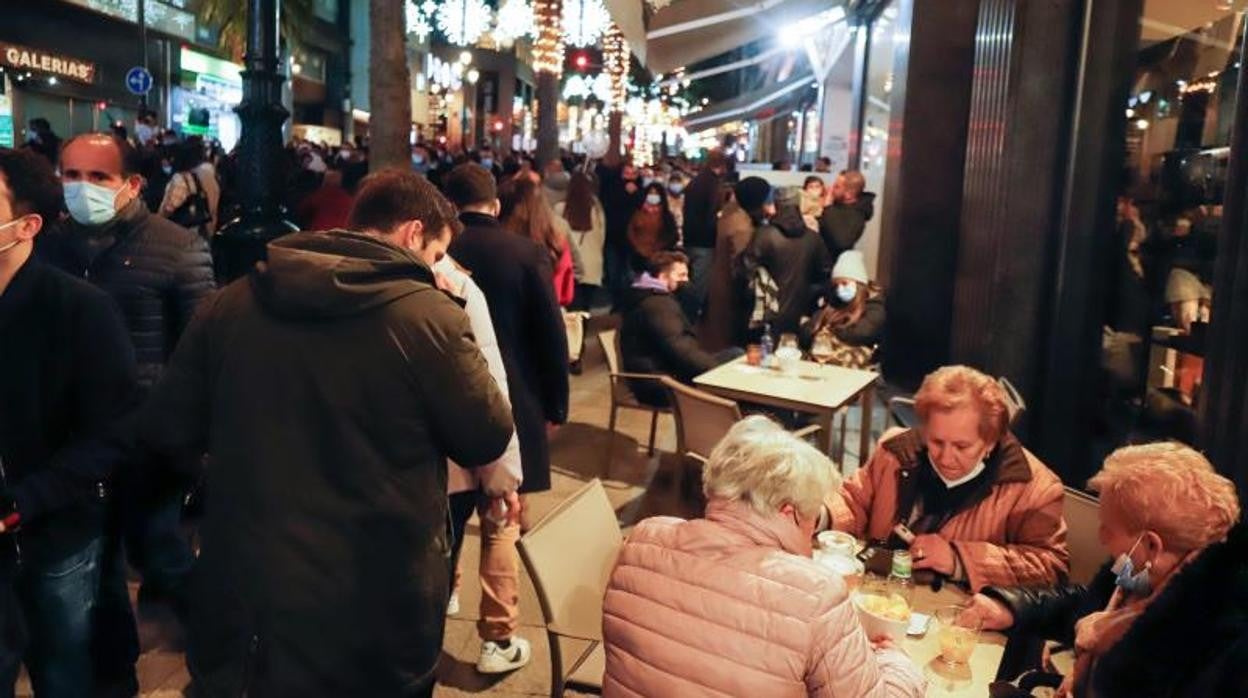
1090, 2, 1241, 462
858, 2, 901, 278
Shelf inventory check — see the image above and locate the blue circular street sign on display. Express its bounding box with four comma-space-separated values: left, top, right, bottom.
125, 66, 153, 95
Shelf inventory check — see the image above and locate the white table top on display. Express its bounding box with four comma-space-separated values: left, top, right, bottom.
906, 585, 1007, 697
694, 358, 879, 411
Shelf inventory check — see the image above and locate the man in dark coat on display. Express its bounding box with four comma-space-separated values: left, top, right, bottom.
680, 149, 729, 321
0, 147, 138, 696
817, 169, 876, 262
140, 195, 515, 695
444, 163, 570, 496
620, 251, 738, 407
741, 182, 833, 337
596, 158, 644, 302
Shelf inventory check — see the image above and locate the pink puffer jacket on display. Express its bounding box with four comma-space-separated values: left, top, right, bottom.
602, 499, 926, 698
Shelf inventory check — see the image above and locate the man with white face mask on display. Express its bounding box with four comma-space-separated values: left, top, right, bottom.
39, 133, 215, 691
0, 147, 138, 696
822, 365, 1069, 592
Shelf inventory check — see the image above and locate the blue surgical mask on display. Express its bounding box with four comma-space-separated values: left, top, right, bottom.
668, 182, 685, 195
835, 282, 858, 304
1112, 534, 1153, 596
161, 165, 173, 176
642, 177, 656, 187
412, 154, 425, 166
480, 158, 494, 169
645, 193, 662, 206
64, 181, 123, 226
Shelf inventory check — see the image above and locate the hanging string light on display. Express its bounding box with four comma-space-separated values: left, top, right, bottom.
406, 0, 433, 42
533, 0, 565, 75
437, 0, 493, 46
562, 0, 610, 47
495, 0, 537, 42
602, 23, 628, 108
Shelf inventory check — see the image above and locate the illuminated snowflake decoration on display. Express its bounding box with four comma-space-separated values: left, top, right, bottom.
494, 0, 537, 42
437, 0, 494, 46
406, 0, 433, 42
563, 74, 590, 100
591, 72, 614, 104
561, 0, 610, 47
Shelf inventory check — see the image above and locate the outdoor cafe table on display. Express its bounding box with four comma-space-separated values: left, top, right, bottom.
693, 358, 878, 463
906, 584, 1008, 697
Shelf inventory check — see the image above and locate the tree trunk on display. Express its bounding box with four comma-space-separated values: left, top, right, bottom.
369, 0, 411, 171
606, 110, 623, 167
536, 70, 559, 169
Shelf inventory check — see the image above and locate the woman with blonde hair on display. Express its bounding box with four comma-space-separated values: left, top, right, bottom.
962, 442, 1245, 698
824, 365, 1069, 591
603, 417, 926, 697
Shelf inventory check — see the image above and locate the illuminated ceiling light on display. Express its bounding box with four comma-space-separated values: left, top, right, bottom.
1135, 118, 1149, 130
467, 68, 480, 83
459, 51, 473, 64
437, 0, 493, 46
494, 0, 537, 42
406, 0, 433, 41
562, 0, 610, 47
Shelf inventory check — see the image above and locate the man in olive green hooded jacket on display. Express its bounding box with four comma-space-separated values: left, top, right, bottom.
142, 219, 514, 696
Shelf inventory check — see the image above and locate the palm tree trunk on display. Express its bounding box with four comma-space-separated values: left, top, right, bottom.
536, 70, 560, 168
369, 0, 411, 171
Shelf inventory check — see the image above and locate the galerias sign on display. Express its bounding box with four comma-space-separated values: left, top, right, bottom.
0, 42, 95, 83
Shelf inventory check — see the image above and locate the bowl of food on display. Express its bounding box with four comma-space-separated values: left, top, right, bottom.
852, 590, 912, 641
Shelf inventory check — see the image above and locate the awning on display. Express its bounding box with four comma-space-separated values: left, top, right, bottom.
612, 0, 843, 75
682, 72, 814, 132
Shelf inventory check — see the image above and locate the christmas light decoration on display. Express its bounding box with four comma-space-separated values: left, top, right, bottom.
602, 24, 628, 107
533, 0, 565, 75
495, 0, 537, 42
437, 0, 493, 46
591, 72, 614, 103
407, 0, 433, 41
562, 0, 610, 47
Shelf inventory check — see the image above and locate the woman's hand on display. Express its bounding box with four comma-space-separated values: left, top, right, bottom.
911, 533, 956, 575
960, 593, 1015, 631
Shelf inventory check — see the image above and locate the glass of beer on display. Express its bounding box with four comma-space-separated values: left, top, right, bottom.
935, 605, 981, 665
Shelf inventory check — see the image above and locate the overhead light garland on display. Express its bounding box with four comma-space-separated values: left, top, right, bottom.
533, 0, 565, 75
437, 0, 493, 46
562, 0, 610, 47
495, 0, 537, 42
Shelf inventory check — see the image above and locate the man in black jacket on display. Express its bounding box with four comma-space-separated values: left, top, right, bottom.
680, 149, 729, 321
444, 163, 570, 497
817, 169, 876, 262
43, 133, 215, 691
0, 147, 138, 696
620, 251, 740, 407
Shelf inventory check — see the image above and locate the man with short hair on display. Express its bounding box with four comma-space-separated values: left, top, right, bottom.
445, 164, 569, 501
140, 167, 514, 696
0, 147, 138, 695
818, 169, 876, 262
814, 156, 833, 173
681, 149, 730, 321
620, 251, 739, 407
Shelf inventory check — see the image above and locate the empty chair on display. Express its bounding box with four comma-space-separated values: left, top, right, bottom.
662, 376, 743, 464
599, 329, 670, 463
517, 479, 622, 698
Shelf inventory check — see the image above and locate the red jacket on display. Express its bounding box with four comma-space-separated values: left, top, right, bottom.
553, 240, 575, 307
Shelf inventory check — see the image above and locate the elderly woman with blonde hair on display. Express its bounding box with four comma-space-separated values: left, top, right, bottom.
602, 417, 926, 697
824, 365, 1069, 591
962, 442, 1245, 698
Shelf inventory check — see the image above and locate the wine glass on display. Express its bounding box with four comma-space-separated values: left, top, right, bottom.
811, 329, 835, 365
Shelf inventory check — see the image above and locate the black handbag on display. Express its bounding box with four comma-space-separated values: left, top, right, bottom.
168, 171, 212, 236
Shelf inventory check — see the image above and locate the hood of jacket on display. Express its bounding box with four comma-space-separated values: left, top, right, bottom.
771, 203, 813, 238
850, 191, 876, 222
251, 230, 437, 321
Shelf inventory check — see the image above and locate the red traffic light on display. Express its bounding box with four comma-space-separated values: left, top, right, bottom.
575, 54, 589, 70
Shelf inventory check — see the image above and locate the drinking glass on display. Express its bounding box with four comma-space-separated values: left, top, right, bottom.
778, 333, 800, 353
935, 605, 981, 665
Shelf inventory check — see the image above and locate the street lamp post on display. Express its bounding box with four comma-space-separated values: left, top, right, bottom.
213, 0, 298, 283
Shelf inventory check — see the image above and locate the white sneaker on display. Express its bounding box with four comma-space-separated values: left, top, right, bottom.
446, 593, 460, 616
476, 636, 532, 674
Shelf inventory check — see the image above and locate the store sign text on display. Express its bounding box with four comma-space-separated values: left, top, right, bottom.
1, 44, 95, 83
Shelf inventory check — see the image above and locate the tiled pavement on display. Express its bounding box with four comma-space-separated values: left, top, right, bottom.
51, 316, 886, 697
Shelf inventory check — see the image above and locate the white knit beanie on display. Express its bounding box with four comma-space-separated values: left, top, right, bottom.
831, 250, 869, 284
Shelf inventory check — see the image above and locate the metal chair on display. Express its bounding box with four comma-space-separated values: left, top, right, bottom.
662, 377, 822, 463
516, 479, 620, 698
598, 329, 671, 466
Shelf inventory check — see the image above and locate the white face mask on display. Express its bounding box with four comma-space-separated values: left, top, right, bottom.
645, 193, 662, 206
0, 217, 29, 254
928, 454, 987, 489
